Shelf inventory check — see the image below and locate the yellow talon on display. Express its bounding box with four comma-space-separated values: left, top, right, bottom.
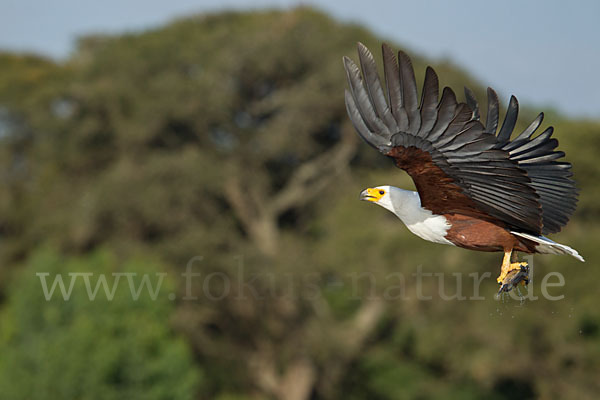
497, 261, 528, 283
496, 250, 528, 283
496, 249, 530, 294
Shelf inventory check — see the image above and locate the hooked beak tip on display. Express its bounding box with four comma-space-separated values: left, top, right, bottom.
359, 189, 375, 202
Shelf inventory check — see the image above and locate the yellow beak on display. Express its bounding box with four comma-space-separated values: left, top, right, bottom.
359, 187, 384, 202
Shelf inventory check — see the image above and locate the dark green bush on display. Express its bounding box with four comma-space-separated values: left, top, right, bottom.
0, 248, 202, 400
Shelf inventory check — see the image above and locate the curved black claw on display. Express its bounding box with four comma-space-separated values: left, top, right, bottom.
498, 264, 530, 295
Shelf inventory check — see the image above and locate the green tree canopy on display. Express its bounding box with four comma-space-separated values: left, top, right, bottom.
0, 249, 201, 400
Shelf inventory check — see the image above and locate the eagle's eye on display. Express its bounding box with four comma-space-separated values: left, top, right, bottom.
359, 187, 386, 202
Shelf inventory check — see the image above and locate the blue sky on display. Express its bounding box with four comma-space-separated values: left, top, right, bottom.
2, 0, 599, 117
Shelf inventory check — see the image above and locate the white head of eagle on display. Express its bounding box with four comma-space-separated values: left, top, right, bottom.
359, 185, 455, 246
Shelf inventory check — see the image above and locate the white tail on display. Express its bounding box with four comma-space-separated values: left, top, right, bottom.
511, 231, 584, 262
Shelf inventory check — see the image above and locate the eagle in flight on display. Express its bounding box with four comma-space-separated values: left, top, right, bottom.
343, 43, 583, 293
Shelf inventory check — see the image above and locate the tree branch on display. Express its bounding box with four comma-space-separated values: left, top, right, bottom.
270, 131, 356, 215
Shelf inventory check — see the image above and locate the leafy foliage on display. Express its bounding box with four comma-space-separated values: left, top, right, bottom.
0, 249, 201, 400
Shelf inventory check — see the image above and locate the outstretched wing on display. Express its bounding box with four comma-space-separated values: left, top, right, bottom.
465, 88, 578, 234
344, 42, 545, 235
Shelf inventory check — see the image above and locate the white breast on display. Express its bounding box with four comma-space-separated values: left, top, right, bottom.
376, 186, 455, 246
403, 212, 454, 245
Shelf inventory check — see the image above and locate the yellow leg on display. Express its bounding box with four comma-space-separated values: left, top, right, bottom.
497, 249, 529, 285
497, 250, 512, 283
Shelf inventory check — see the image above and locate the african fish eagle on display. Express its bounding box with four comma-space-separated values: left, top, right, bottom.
343, 43, 583, 293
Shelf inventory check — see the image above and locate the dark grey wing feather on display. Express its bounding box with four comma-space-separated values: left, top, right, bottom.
464, 89, 578, 234
357, 43, 399, 132
398, 50, 421, 133
427, 87, 458, 142
343, 56, 390, 135
464, 87, 480, 120
434, 105, 475, 148
512, 113, 544, 142
485, 88, 500, 134
382, 43, 408, 129
344, 89, 389, 149
509, 132, 555, 159
437, 123, 487, 152
497, 95, 519, 143
418, 67, 439, 136
517, 152, 565, 164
